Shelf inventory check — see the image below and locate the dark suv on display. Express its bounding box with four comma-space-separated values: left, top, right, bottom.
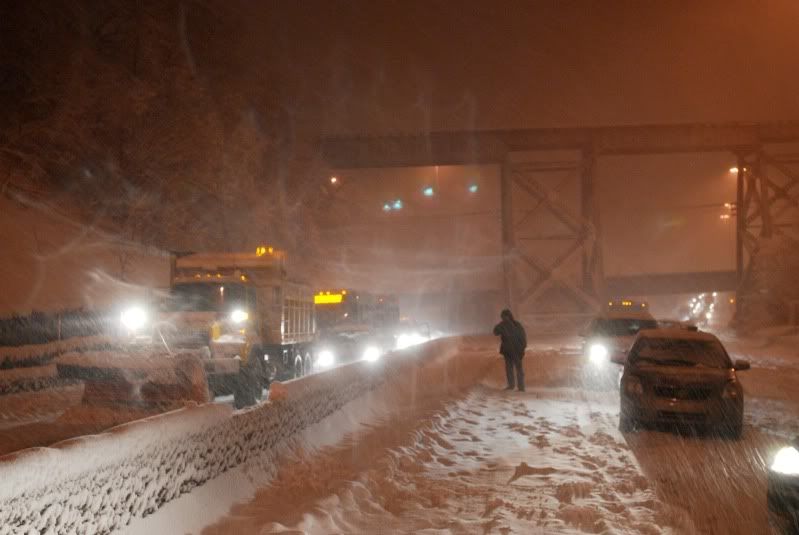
619, 329, 750, 438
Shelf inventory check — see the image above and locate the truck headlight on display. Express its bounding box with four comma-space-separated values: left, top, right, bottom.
772, 446, 799, 475
363, 346, 380, 362
397, 332, 425, 350
317, 350, 335, 368
120, 306, 147, 331
230, 309, 249, 323
589, 343, 609, 365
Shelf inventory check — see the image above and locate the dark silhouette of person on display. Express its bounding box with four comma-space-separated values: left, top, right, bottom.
493, 309, 527, 391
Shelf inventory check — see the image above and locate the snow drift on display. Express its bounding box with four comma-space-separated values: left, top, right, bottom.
0, 337, 486, 534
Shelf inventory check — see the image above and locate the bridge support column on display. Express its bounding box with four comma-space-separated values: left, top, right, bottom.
734, 148, 799, 326
498, 151, 601, 331
580, 145, 604, 298
735, 152, 745, 286
500, 157, 515, 311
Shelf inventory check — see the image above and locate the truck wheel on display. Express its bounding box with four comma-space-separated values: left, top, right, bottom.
261, 362, 275, 390
303, 352, 312, 375
293, 355, 304, 379
248, 347, 270, 393
233, 366, 260, 409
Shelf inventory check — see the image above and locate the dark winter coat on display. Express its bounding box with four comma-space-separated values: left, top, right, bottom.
493, 319, 527, 359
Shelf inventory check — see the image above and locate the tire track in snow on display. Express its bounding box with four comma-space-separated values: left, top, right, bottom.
203, 348, 680, 534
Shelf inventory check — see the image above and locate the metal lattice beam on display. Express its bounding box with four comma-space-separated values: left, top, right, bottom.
321, 121, 799, 325
501, 150, 601, 316
321, 121, 799, 168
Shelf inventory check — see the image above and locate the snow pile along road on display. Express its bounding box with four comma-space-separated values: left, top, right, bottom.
0, 336, 121, 429
0, 362, 84, 429
160, 337, 689, 535
0, 335, 118, 368
0, 337, 480, 534
0, 337, 210, 435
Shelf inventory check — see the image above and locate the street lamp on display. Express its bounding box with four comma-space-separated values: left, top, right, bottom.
330, 176, 338, 184
422, 186, 434, 197
468, 184, 478, 193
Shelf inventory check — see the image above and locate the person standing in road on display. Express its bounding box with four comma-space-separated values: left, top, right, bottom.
493, 309, 527, 392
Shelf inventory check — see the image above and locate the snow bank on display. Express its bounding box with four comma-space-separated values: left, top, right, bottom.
0, 383, 85, 429
56, 349, 202, 370
192, 342, 682, 535
0, 337, 478, 535
0, 360, 83, 430
0, 335, 117, 368
0, 363, 57, 383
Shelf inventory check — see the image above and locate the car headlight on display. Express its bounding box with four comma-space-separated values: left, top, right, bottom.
772, 446, 799, 475
230, 309, 249, 323
363, 346, 380, 362
120, 306, 147, 331
396, 332, 425, 350
589, 343, 609, 365
317, 349, 335, 368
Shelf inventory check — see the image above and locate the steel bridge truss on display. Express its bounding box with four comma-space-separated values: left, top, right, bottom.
321, 122, 799, 321
500, 151, 602, 319
735, 149, 799, 318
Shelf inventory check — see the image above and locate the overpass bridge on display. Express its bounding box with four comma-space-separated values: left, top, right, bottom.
321, 122, 799, 322
605, 270, 738, 296
401, 270, 736, 334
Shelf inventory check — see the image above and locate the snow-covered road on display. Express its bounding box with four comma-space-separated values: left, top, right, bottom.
201, 382, 677, 534
127, 333, 799, 534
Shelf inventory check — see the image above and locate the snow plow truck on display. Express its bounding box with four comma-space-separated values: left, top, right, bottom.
120, 246, 315, 408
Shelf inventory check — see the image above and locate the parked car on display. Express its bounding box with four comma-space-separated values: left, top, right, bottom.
619, 328, 750, 438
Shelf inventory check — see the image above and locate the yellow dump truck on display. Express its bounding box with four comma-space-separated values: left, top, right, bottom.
120, 247, 315, 407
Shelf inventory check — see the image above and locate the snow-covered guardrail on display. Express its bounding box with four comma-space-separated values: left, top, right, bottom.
0, 337, 485, 535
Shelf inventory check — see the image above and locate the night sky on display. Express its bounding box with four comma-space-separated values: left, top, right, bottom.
233, 0, 794, 289
225, 0, 799, 134
4, 0, 799, 293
